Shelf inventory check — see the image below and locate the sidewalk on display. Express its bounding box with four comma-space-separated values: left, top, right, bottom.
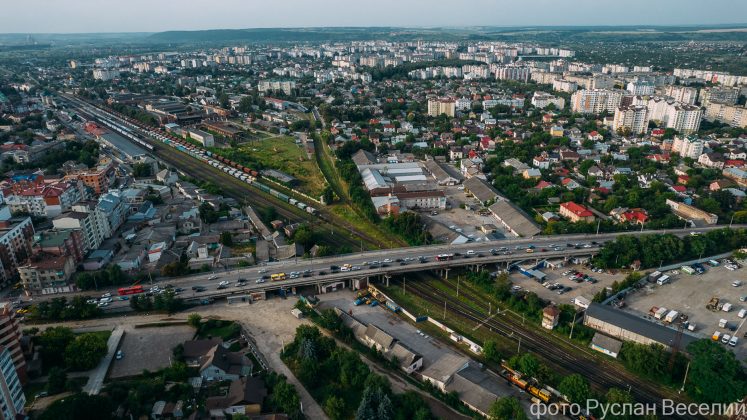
83, 326, 123, 395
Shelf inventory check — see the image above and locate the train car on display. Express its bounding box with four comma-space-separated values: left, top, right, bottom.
250, 170, 259, 177
306, 206, 317, 215
385, 301, 401, 313
509, 376, 528, 389
289, 198, 298, 206
242, 167, 252, 174
206, 151, 213, 157
297, 202, 307, 210
527, 386, 551, 403
276, 192, 289, 202
257, 183, 271, 193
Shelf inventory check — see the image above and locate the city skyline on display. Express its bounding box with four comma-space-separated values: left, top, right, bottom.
3, 0, 747, 34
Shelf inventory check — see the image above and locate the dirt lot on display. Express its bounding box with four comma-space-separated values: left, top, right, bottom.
623, 262, 747, 361
109, 325, 194, 378
426, 186, 507, 241
510, 263, 628, 306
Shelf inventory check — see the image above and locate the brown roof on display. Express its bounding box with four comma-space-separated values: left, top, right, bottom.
183, 338, 222, 359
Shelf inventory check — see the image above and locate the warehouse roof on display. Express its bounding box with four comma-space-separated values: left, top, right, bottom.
488, 200, 541, 237
463, 177, 500, 204
585, 303, 698, 350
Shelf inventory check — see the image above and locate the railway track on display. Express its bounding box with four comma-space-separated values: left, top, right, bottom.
391, 275, 698, 419
66, 96, 389, 250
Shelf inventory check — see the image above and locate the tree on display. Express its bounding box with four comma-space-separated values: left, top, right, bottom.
489, 396, 528, 420
47, 367, 67, 394
324, 395, 346, 420
64, 333, 108, 371
39, 327, 75, 367
322, 186, 335, 204
188, 313, 202, 329
219, 231, 234, 247
686, 339, 747, 403
558, 374, 591, 404
604, 388, 635, 420
38, 393, 114, 420
482, 340, 502, 364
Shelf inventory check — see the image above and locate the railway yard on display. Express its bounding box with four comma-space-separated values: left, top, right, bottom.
378, 271, 697, 418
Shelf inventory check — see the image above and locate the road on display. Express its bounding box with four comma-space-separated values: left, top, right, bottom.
23, 224, 738, 311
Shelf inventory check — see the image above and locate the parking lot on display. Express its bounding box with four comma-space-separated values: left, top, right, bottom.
622, 259, 747, 360
425, 186, 508, 242
509, 263, 627, 306
109, 324, 194, 378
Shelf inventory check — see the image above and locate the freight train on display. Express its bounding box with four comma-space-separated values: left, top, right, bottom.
90, 103, 318, 215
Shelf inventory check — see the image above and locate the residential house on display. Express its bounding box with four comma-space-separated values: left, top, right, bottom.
559, 202, 595, 223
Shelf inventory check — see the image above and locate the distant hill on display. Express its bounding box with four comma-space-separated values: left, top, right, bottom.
146, 25, 747, 44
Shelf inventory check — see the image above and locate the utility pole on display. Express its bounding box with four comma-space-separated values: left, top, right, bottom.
517, 337, 522, 353
489, 301, 491, 316
569, 311, 578, 339
443, 300, 447, 320
680, 361, 691, 393
403, 277, 406, 294
456, 276, 460, 298
596, 219, 601, 236
730, 214, 735, 228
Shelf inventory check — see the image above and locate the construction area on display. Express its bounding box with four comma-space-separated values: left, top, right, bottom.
621, 258, 747, 360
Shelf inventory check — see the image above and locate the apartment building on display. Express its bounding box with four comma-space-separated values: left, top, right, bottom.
626, 81, 655, 96
671, 135, 705, 159
257, 80, 296, 95
613, 105, 650, 135
699, 86, 739, 106
0, 212, 35, 288
664, 85, 698, 105
427, 98, 456, 117
0, 303, 25, 384
66, 160, 115, 195
551, 79, 577, 93
665, 199, 718, 225
0, 346, 25, 420
18, 255, 76, 291
494, 65, 530, 82
571, 89, 626, 114
3, 180, 84, 217
34, 229, 86, 263
531, 92, 565, 109
666, 104, 703, 134
53, 211, 107, 254
704, 102, 747, 129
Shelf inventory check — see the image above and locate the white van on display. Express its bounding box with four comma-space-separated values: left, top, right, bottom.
730, 336, 739, 347
656, 275, 670, 285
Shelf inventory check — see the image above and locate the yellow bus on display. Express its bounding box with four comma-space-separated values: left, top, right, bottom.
271, 273, 287, 281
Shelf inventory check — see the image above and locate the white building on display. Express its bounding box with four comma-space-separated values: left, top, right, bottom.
552, 79, 578, 93
705, 102, 747, 128
92, 68, 120, 81
187, 129, 215, 147
672, 135, 704, 159
666, 104, 702, 134
531, 92, 565, 110
613, 105, 650, 135
626, 81, 655, 96
664, 85, 698, 105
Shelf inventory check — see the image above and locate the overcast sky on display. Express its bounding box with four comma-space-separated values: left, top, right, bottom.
5, 0, 747, 33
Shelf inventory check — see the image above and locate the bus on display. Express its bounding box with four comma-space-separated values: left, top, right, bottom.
271, 273, 287, 281
436, 254, 454, 262
118, 285, 144, 296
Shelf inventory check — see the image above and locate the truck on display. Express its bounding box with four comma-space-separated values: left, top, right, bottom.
723, 302, 733, 312
353, 298, 365, 306
713, 331, 722, 341
664, 310, 680, 323
719, 318, 729, 328
654, 307, 669, 320
681, 266, 696, 275
648, 271, 663, 283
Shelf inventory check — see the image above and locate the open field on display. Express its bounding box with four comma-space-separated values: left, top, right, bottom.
240, 136, 326, 197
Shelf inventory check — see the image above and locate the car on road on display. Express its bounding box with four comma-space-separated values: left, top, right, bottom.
255, 278, 266, 284
236, 280, 247, 287
208, 275, 219, 281
35, 392, 48, 398
258, 269, 267, 274
192, 286, 206, 292
101, 293, 112, 299
116, 350, 124, 360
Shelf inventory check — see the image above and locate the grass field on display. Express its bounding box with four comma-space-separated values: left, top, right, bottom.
240, 136, 326, 197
